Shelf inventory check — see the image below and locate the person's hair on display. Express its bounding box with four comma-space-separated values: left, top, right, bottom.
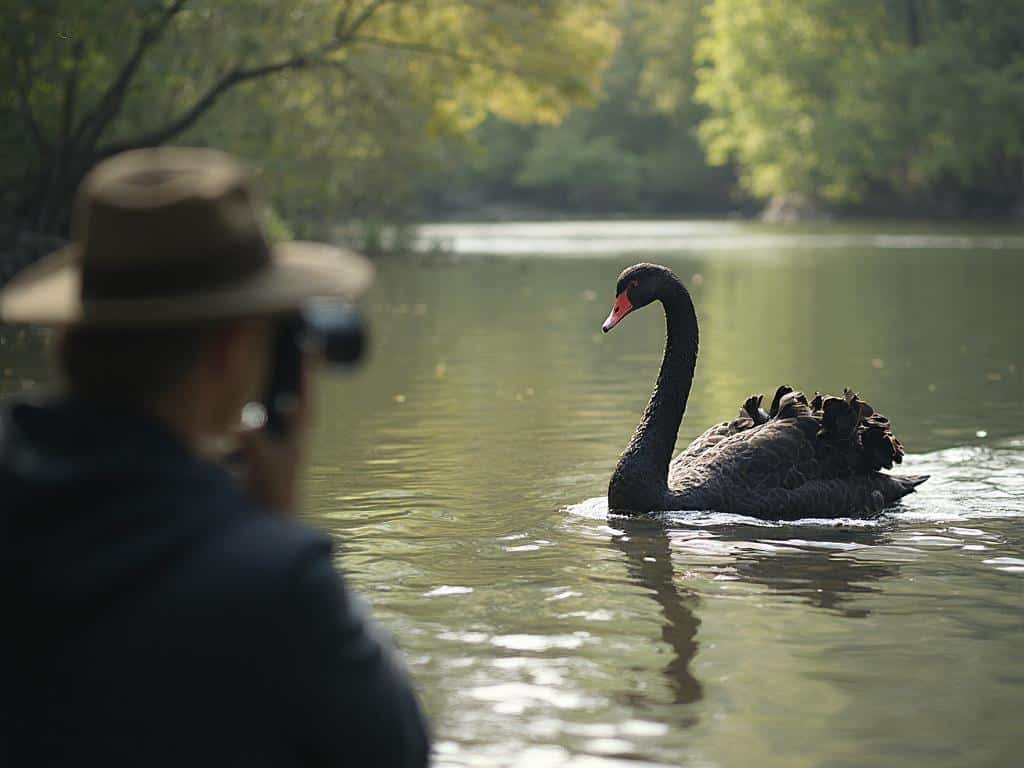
58, 323, 229, 406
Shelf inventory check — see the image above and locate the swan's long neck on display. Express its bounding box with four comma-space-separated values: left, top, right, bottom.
610, 283, 698, 509
632, 287, 699, 473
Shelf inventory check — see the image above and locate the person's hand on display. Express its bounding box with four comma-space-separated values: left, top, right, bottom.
237, 353, 317, 516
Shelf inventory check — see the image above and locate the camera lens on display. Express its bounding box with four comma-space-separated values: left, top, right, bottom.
303, 300, 367, 366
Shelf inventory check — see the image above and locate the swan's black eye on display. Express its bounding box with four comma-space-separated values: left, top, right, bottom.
630, 280, 639, 288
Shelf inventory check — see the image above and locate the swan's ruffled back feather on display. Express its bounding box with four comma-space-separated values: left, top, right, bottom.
667, 384, 919, 517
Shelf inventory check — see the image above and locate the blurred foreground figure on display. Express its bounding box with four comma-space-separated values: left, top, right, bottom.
0, 149, 429, 767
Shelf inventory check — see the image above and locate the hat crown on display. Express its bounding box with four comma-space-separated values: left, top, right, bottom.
0, 147, 373, 327
76, 148, 270, 299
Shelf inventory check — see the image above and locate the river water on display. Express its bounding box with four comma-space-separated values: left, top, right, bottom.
3, 221, 1023, 766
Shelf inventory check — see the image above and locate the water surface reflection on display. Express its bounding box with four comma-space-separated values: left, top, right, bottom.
2, 221, 1023, 767
610, 517, 702, 707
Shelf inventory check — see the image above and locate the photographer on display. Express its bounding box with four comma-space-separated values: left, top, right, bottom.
1, 149, 429, 767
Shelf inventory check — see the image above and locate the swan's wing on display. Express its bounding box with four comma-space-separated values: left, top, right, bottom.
672, 413, 822, 490
677, 418, 752, 460
707, 473, 926, 520
677, 393, 767, 460
669, 386, 915, 513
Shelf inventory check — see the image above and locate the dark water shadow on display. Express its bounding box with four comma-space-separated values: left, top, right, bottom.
609, 516, 702, 707
607, 513, 902, 712
659, 515, 901, 618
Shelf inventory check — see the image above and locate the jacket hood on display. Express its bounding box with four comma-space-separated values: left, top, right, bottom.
1, 397, 240, 638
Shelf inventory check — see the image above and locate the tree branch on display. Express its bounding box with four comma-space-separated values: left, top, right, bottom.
352, 34, 527, 76
73, 0, 189, 151
3, 14, 50, 153
905, 0, 922, 47
340, 0, 396, 39
60, 42, 85, 145
13, 70, 47, 152
334, 0, 356, 38
88, 0, 405, 162
6, 22, 49, 152
94, 52, 325, 158
80, 0, 408, 161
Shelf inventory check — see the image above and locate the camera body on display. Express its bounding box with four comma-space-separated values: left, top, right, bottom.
263, 301, 367, 436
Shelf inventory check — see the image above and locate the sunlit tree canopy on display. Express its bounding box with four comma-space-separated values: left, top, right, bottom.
1, 0, 618, 237
3, 0, 1023, 255
693, 0, 1024, 209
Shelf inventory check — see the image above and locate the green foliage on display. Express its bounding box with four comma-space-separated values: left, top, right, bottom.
0, 0, 618, 239
261, 205, 294, 242
5, 0, 1021, 238
634, 0, 708, 115
416, 0, 738, 215
694, 0, 1024, 209
516, 118, 643, 210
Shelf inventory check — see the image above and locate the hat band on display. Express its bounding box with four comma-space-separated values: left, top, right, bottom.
81, 242, 271, 301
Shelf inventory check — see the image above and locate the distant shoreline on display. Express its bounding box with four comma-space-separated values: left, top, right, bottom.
6, 214, 1023, 287
421, 204, 1024, 226
409, 219, 1024, 258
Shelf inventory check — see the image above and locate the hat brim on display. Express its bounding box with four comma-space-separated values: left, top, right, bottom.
0, 241, 373, 326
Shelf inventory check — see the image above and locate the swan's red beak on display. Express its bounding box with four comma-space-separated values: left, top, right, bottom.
602, 291, 634, 333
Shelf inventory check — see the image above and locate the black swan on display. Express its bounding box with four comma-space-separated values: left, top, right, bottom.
602, 263, 926, 519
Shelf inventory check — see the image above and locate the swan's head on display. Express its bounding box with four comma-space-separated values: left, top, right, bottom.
602, 263, 679, 333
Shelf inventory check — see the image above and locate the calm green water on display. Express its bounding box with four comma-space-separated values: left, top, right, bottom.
3, 221, 1023, 767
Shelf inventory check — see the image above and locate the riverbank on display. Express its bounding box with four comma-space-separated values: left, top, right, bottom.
423, 193, 1024, 226
410, 218, 1024, 258
6, 213, 1024, 289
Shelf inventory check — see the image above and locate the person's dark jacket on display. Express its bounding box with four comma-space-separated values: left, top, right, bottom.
1, 397, 429, 767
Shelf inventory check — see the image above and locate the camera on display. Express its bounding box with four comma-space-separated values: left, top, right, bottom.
263, 300, 368, 436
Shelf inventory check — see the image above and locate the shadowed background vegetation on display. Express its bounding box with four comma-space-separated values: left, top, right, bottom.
426, 0, 1024, 220
0, 0, 615, 264
3, 0, 1024, 271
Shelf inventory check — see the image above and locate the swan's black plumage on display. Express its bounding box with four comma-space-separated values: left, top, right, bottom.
604, 264, 926, 519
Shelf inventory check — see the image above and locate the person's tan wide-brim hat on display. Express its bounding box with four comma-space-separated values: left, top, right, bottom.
0, 147, 372, 326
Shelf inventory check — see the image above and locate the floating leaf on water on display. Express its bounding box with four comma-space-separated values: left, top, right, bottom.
393, 394, 407, 403
986, 372, 1002, 382
976, 430, 988, 438
871, 357, 885, 369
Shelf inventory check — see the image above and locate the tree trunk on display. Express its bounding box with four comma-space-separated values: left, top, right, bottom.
905, 0, 921, 47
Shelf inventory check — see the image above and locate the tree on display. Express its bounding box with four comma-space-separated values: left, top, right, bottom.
0, 0, 617, 243
515, 0, 734, 213
415, 0, 737, 216
694, 0, 1024, 213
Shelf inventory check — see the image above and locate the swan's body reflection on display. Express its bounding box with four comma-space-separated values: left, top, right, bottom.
608, 513, 902, 707
715, 523, 900, 617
